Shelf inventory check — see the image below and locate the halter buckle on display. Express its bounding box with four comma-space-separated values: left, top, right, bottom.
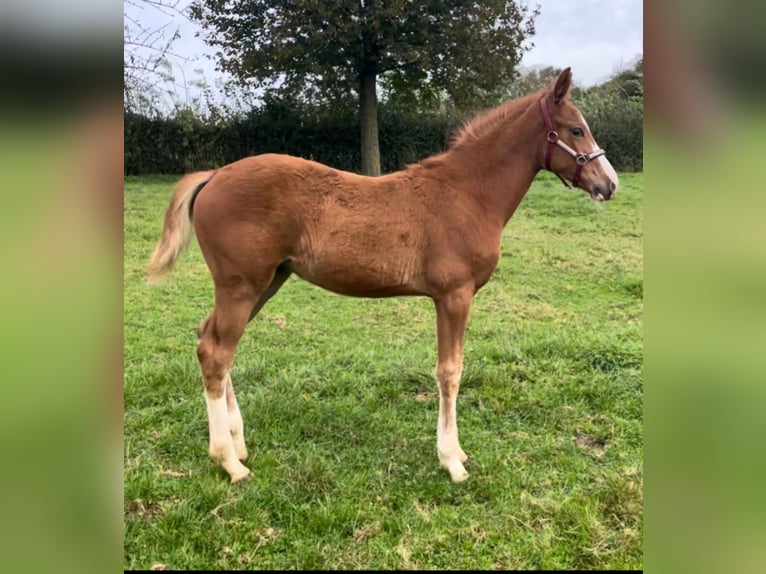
576, 153, 589, 165
546, 130, 559, 143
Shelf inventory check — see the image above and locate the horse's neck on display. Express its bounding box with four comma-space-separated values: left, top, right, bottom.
447, 134, 541, 226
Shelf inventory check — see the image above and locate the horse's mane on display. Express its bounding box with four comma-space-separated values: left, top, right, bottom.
449, 89, 545, 150
412, 88, 546, 170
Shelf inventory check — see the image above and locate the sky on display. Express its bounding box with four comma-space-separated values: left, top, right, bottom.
521, 0, 643, 85
124, 0, 643, 107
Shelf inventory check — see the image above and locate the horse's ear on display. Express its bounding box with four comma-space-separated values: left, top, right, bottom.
552, 67, 573, 104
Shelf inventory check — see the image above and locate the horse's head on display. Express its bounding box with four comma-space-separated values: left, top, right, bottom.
539, 68, 619, 201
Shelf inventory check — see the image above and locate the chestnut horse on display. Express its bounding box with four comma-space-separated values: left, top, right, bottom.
147, 68, 618, 484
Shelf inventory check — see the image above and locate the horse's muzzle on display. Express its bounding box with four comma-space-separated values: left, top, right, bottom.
591, 179, 617, 201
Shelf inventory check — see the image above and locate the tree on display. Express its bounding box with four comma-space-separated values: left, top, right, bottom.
190, 0, 539, 175
603, 58, 643, 99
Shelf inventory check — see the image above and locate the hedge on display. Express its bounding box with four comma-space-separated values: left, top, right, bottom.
125, 96, 642, 175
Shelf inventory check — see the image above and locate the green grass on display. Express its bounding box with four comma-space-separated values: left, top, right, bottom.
124, 171, 643, 570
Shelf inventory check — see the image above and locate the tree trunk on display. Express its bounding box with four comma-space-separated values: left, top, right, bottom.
359, 68, 381, 176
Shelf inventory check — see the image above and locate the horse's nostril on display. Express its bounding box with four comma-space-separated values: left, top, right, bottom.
608, 180, 616, 192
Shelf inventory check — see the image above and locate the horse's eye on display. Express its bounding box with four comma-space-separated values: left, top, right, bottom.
570, 128, 584, 137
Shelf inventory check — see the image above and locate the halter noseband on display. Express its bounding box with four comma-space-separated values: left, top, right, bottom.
539, 97, 605, 188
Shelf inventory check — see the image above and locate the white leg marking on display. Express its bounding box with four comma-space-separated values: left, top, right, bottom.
205, 388, 250, 483
225, 375, 247, 461
436, 366, 469, 482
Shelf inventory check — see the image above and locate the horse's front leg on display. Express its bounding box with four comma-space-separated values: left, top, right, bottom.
434, 286, 473, 482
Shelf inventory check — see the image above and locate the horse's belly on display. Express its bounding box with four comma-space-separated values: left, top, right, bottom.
287, 254, 426, 298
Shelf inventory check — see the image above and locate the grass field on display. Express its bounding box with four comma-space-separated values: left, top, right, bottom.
124, 172, 643, 570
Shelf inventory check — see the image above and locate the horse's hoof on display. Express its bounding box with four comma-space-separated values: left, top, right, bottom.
450, 467, 469, 483
230, 470, 250, 484
441, 458, 469, 483
224, 460, 251, 484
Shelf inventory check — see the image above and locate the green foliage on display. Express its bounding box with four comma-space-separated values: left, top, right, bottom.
601, 59, 643, 100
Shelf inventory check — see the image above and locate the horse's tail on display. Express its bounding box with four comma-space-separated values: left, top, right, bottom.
147, 170, 217, 284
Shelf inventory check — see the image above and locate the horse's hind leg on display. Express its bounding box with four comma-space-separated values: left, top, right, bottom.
225, 265, 292, 461
197, 284, 259, 483
248, 264, 292, 322
197, 315, 248, 459
225, 374, 247, 461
